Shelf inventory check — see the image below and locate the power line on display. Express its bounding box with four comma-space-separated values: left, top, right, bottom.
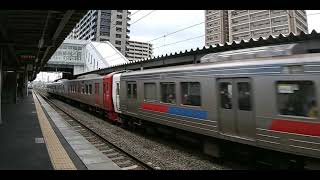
307, 12, 320, 16
131, 10, 156, 25
153, 34, 205, 50
147, 21, 205, 43
128, 10, 141, 17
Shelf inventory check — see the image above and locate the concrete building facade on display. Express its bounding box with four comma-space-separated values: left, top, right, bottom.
205, 10, 229, 45
67, 10, 131, 56
205, 10, 308, 45
126, 40, 153, 61
228, 10, 308, 42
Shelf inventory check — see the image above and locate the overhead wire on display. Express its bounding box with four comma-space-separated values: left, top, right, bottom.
130, 10, 156, 26
153, 34, 205, 50
128, 10, 141, 17
146, 21, 205, 43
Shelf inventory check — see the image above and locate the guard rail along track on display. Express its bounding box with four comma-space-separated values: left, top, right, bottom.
35, 91, 156, 170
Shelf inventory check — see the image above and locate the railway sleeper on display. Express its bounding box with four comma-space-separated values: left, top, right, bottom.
116, 160, 132, 166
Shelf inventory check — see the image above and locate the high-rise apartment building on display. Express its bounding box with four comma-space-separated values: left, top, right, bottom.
205, 10, 308, 45
228, 10, 308, 42
67, 10, 131, 56
205, 10, 229, 46
126, 40, 153, 61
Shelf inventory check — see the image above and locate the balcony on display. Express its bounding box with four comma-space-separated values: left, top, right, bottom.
231, 10, 248, 17
249, 10, 268, 14
126, 29, 130, 33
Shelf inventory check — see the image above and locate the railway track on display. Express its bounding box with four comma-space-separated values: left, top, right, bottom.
36, 91, 157, 170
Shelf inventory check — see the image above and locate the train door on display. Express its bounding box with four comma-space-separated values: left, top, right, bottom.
116, 82, 120, 111
103, 82, 107, 109
218, 78, 255, 140
127, 81, 138, 114
112, 74, 121, 113
95, 83, 100, 105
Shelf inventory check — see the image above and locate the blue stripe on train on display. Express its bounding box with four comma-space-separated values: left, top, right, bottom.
168, 107, 208, 120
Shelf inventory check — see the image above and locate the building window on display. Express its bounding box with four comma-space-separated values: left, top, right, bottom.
117, 10, 123, 13
117, 15, 122, 19
144, 83, 157, 101
116, 34, 122, 38
116, 27, 122, 32
116, 21, 122, 25
115, 40, 122, 45
277, 81, 317, 118
160, 82, 176, 104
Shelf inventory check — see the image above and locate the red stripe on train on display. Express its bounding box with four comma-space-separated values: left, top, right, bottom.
270, 119, 320, 137
141, 103, 169, 113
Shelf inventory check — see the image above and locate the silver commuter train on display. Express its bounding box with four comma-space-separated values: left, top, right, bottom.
45, 42, 320, 163
119, 43, 320, 160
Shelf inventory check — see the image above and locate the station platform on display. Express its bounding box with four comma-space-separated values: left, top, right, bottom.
0, 90, 120, 170
0, 92, 54, 169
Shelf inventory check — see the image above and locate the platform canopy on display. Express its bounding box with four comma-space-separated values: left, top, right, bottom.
0, 10, 87, 80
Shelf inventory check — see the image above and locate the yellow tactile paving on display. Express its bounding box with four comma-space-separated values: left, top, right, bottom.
32, 91, 76, 170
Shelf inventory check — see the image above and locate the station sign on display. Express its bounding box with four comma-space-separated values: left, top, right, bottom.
19, 55, 36, 61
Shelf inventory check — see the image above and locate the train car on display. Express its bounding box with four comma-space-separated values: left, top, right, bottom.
46, 73, 120, 122
118, 43, 320, 160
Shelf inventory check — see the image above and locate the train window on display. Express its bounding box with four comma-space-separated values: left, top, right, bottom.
89, 84, 92, 94
133, 84, 137, 99
277, 81, 318, 118
181, 82, 201, 106
127, 82, 137, 99
95, 83, 99, 94
161, 82, 176, 104
85, 84, 88, 94
144, 83, 157, 101
116, 83, 120, 95
237, 82, 251, 111
220, 82, 232, 109
127, 84, 132, 98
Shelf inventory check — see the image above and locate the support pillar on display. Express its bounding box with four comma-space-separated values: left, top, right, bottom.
0, 48, 2, 125
2, 71, 17, 104
21, 66, 28, 97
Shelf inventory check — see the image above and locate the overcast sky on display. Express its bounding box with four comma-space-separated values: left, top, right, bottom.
129, 10, 320, 57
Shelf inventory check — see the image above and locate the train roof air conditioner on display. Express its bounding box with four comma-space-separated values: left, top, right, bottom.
200, 43, 307, 63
